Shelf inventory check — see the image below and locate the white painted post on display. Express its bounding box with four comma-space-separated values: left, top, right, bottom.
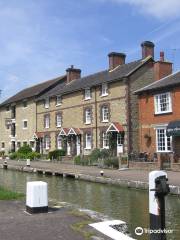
26, 159, 30, 167
149, 171, 169, 240
26, 181, 48, 214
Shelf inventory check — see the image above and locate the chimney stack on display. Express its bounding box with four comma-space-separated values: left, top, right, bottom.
154, 52, 172, 81
66, 65, 81, 83
108, 52, 126, 70
141, 41, 155, 59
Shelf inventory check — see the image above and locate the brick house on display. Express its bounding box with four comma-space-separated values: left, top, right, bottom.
0, 76, 66, 154
35, 41, 157, 156
135, 64, 180, 170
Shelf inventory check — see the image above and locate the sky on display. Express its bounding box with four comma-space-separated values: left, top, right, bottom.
1, 0, 180, 102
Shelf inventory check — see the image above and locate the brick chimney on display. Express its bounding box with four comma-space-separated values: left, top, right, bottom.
141, 41, 155, 59
66, 65, 81, 83
154, 52, 172, 81
108, 52, 126, 70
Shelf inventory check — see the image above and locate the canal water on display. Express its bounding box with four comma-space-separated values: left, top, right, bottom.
0, 169, 179, 240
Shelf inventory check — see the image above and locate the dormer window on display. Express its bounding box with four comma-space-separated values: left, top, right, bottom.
85, 88, 91, 100
101, 83, 108, 96
44, 98, 49, 109
56, 96, 62, 106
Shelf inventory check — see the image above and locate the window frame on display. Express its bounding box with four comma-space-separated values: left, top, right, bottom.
154, 92, 172, 115
156, 127, 172, 152
102, 132, 109, 149
44, 115, 50, 129
85, 133, 92, 149
23, 101, 27, 108
57, 136, 62, 149
56, 95, 62, 106
101, 83, 108, 97
85, 108, 91, 124
84, 88, 91, 100
1, 142, 5, 150
102, 105, 109, 122
56, 113, 62, 128
44, 136, 50, 150
22, 120, 28, 129
44, 97, 50, 109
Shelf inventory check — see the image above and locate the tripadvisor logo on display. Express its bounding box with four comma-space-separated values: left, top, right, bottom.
135, 227, 174, 236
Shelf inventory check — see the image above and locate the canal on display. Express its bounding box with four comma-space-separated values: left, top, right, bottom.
0, 169, 179, 240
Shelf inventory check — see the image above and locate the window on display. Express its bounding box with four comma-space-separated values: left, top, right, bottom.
44, 115, 50, 129
85, 133, 92, 149
1, 142, 5, 149
56, 113, 62, 127
101, 83, 108, 96
117, 133, 124, 145
44, 136, 50, 150
44, 98, 50, 108
23, 101, 27, 108
154, 92, 172, 114
85, 109, 91, 124
102, 105, 109, 122
30, 141, 35, 149
156, 128, 172, 152
85, 88, 91, 100
57, 136, 62, 149
6, 106, 10, 112
102, 132, 109, 149
17, 142, 21, 149
23, 120, 28, 129
56, 96, 62, 106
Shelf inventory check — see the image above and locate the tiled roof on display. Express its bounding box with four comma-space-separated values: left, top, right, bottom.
135, 71, 180, 94
37, 57, 152, 100
0, 75, 66, 106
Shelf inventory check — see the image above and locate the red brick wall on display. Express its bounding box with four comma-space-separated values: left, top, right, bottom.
139, 86, 180, 154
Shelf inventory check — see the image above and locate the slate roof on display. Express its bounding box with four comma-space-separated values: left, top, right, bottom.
135, 71, 180, 94
0, 75, 66, 106
37, 57, 152, 100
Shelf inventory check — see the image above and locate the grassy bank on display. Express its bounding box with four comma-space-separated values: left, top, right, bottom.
0, 186, 24, 200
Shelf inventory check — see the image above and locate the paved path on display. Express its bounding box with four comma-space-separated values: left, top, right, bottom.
0, 200, 112, 240
1, 159, 180, 187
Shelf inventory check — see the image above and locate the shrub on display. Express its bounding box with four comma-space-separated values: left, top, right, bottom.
74, 155, 81, 165
48, 149, 66, 160
104, 157, 119, 168
9, 152, 18, 160
89, 149, 101, 164
100, 149, 110, 159
17, 145, 32, 154
27, 152, 41, 160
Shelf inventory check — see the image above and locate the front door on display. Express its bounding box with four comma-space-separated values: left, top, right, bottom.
117, 133, 124, 156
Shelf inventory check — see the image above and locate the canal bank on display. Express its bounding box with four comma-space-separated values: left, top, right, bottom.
0, 159, 180, 196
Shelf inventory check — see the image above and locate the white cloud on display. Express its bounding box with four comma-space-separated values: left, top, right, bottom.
106, 0, 180, 20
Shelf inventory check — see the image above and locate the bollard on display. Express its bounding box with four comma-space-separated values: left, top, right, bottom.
26, 181, 48, 214
3, 160, 8, 169
100, 170, 104, 176
149, 171, 170, 240
26, 159, 30, 167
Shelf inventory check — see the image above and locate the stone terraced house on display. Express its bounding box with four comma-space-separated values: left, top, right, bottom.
0, 41, 172, 157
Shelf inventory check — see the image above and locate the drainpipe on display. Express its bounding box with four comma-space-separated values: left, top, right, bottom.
95, 86, 98, 148
125, 78, 131, 166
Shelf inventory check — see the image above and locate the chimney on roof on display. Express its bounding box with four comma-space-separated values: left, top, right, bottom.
141, 41, 155, 59
108, 52, 126, 70
66, 65, 81, 83
154, 52, 172, 81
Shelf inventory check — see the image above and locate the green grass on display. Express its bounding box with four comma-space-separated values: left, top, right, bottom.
0, 186, 24, 200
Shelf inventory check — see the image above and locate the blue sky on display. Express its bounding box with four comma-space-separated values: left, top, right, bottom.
1, 0, 180, 101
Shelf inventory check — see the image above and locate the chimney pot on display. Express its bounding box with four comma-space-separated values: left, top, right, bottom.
160, 51, 164, 62
141, 41, 155, 59
108, 52, 126, 70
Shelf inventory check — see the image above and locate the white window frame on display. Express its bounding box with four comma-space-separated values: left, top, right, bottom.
101, 83, 108, 97
84, 88, 91, 100
56, 96, 62, 106
57, 136, 62, 149
44, 136, 50, 150
156, 127, 172, 152
45, 115, 50, 129
85, 133, 92, 149
22, 120, 28, 129
56, 113, 62, 127
102, 132, 109, 149
154, 92, 172, 114
44, 98, 50, 109
85, 109, 91, 124
102, 105, 109, 122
